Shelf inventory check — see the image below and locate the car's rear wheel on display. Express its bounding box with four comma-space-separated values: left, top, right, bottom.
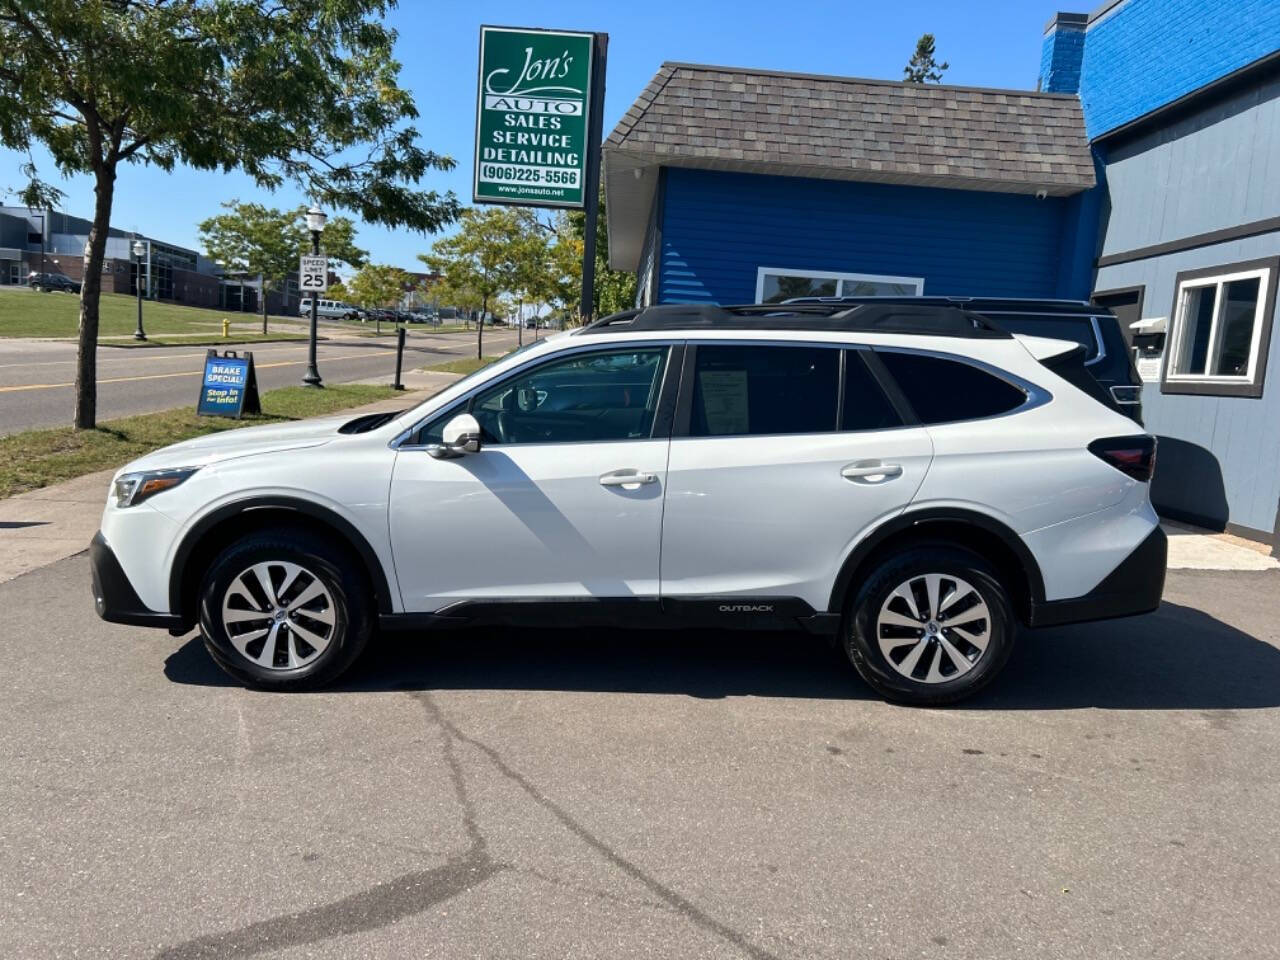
844, 545, 1015, 706
198, 528, 372, 690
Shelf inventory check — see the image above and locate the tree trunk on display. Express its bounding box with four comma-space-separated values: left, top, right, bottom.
478, 295, 486, 360
261, 274, 268, 334
74, 168, 116, 430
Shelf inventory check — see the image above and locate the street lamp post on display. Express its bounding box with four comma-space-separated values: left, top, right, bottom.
302, 206, 326, 388
132, 239, 147, 341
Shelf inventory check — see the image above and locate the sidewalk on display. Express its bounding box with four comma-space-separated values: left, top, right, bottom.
0, 373, 460, 584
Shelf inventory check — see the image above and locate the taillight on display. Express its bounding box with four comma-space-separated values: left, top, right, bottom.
1089, 435, 1157, 482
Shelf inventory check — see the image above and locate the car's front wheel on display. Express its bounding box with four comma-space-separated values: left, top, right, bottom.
844, 545, 1015, 706
198, 528, 373, 690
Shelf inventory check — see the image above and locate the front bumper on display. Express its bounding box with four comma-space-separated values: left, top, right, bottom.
1027, 525, 1167, 628
89, 532, 183, 630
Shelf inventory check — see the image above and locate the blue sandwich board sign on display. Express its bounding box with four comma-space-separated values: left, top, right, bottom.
197, 349, 261, 419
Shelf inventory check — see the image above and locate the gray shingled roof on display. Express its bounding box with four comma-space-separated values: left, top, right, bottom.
607, 62, 1095, 192
604, 63, 1095, 271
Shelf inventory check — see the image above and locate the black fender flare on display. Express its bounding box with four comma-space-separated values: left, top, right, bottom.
827, 507, 1046, 614
168, 496, 396, 619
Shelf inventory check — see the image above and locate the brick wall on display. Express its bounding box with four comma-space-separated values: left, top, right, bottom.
1039, 15, 1087, 94
1080, 0, 1280, 138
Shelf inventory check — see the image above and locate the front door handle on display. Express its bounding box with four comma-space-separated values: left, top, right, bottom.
599, 469, 659, 488
841, 461, 904, 483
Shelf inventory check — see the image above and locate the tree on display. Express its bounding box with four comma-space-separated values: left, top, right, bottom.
507, 209, 551, 343
420, 207, 523, 359
569, 186, 637, 318
199, 203, 368, 333
543, 213, 585, 326
0, 1, 459, 428
903, 33, 949, 84
346, 263, 410, 317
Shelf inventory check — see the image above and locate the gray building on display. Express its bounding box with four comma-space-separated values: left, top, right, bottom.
1037, 0, 1280, 548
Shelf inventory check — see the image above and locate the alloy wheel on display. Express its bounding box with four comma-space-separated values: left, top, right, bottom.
220, 561, 336, 670
876, 573, 991, 684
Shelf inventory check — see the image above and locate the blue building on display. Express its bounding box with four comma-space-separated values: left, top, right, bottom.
604, 0, 1280, 549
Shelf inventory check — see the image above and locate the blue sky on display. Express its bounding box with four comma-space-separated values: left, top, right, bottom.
2, 0, 1065, 268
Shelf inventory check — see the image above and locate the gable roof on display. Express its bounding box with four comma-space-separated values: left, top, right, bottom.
604, 63, 1095, 270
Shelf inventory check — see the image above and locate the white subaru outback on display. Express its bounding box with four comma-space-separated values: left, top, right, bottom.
91, 301, 1166, 705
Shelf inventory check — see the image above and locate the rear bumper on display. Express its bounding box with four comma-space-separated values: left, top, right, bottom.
1027, 525, 1167, 628
90, 532, 184, 630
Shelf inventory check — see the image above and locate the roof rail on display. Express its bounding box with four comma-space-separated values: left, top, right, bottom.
579, 302, 1010, 339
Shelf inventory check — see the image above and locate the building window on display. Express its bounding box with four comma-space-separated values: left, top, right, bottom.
755, 267, 923, 303
1163, 257, 1278, 399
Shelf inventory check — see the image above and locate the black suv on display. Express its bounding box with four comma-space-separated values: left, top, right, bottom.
28, 272, 80, 294
786, 297, 1143, 423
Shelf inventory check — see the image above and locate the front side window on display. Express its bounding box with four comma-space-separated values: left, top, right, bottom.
469, 347, 669, 445
690, 345, 840, 436
1167, 264, 1272, 389
877, 351, 1026, 424
756, 267, 923, 303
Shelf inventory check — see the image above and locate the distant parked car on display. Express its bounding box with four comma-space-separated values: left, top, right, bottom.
300, 298, 362, 321
28, 272, 80, 294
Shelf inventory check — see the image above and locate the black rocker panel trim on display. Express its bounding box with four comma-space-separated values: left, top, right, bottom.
168, 496, 396, 622
378, 596, 839, 634
827, 508, 1048, 617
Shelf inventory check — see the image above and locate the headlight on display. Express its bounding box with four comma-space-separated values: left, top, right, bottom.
113, 467, 199, 508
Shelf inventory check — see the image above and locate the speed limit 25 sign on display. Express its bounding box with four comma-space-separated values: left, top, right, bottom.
300, 255, 328, 293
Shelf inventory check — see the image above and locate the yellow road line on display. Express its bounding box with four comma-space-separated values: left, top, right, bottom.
0, 351, 386, 394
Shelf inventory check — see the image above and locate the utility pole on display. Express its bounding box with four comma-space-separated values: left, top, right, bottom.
578, 33, 608, 324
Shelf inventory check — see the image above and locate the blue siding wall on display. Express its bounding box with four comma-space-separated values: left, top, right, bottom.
1096, 234, 1280, 535
1092, 75, 1280, 537
1099, 74, 1280, 258
1039, 20, 1086, 94
657, 168, 1078, 304
1080, 0, 1280, 139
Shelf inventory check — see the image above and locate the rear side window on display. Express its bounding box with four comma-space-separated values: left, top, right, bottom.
690, 345, 839, 436
990, 315, 1100, 362
877, 351, 1026, 424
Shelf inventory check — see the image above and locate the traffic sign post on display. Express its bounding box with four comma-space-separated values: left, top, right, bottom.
300, 254, 328, 294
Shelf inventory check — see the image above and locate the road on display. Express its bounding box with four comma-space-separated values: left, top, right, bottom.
0, 326, 522, 434
3, 560, 1279, 958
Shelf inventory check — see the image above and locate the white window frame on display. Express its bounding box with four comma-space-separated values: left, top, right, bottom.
1166, 264, 1271, 386
755, 267, 924, 303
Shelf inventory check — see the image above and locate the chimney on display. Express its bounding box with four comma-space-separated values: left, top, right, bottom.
1039, 12, 1088, 94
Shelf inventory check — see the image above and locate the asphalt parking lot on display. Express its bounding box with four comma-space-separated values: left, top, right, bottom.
3, 557, 1280, 959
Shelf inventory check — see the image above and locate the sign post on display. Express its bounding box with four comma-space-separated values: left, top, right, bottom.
300, 255, 328, 295
473, 25, 607, 322
197, 350, 261, 419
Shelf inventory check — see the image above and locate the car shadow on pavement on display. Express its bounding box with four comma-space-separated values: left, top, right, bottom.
163, 599, 1280, 710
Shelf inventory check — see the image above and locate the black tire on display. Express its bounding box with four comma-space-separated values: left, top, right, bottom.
844, 544, 1015, 706
197, 527, 373, 690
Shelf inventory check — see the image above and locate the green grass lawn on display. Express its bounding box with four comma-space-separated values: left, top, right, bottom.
424, 354, 504, 376
0, 383, 400, 499
0, 286, 306, 340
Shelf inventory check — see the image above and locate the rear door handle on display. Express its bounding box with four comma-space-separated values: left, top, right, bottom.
600, 469, 659, 488
841, 461, 903, 482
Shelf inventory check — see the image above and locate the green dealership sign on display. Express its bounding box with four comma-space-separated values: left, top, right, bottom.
473, 26, 596, 208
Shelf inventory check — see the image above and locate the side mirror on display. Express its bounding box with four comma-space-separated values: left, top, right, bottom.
428, 412, 482, 459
